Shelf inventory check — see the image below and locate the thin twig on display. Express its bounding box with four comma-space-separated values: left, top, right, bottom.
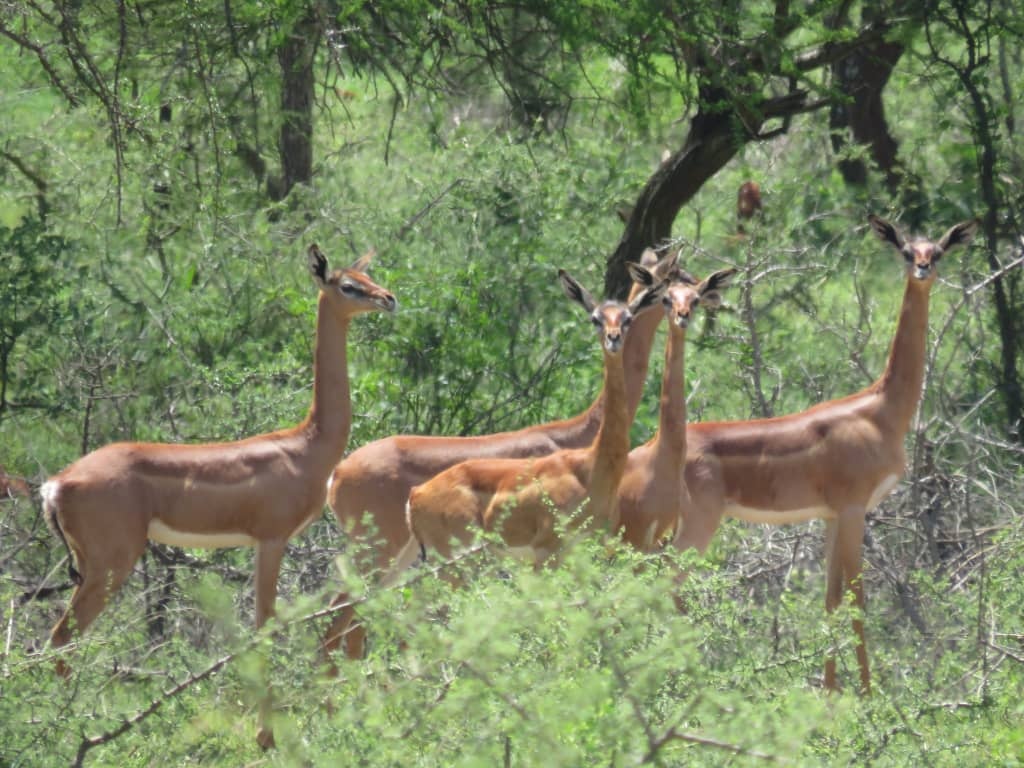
392, 179, 466, 243
73, 653, 233, 767
642, 725, 777, 763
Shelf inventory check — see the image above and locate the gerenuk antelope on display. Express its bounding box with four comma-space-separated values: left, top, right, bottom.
41, 244, 395, 748
321, 249, 681, 664
384, 266, 667, 582
615, 265, 736, 553
675, 215, 979, 693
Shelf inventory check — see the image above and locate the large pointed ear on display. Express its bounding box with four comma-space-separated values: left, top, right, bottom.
628, 278, 667, 315
626, 261, 657, 288
698, 267, 738, 309
308, 243, 329, 287
937, 218, 980, 253
868, 215, 906, 251
657, 248, 680, 276
350, 247, 375, 273
558, 269, 598, 313
638, 247, 659, 268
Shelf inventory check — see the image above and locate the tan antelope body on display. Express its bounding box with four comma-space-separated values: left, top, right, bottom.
321, 251, 680, 661
385, 267, 667, 582
674, 215, 979, 692
41, 244, 395, 747
616, 267, 736, 552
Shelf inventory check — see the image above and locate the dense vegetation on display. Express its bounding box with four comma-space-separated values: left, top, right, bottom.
1, 1, 1022, 765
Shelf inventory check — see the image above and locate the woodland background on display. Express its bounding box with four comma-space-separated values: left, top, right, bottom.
1, 1, 1023, 765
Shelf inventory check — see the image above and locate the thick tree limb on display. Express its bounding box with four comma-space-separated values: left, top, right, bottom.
604, 90, 812, 298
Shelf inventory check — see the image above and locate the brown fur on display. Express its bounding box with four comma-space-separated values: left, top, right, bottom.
40, 244, 395, 748
675, 216, 979, 693
320, 250, 681, 664
383, 270, 667, 585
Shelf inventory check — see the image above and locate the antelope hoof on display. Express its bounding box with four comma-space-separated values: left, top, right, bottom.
256, 726, 276, 751
55, 658, 73, 680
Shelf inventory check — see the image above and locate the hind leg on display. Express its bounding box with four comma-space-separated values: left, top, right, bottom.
49, 543, 144, 676
321, 591, 366, 679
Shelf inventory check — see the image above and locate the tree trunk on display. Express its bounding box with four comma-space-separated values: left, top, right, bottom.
604, 90, 808, 299
604, 107, 743, 299
827, 4, 928, 225
829, 40, 904, 189
276, 8, 321, 201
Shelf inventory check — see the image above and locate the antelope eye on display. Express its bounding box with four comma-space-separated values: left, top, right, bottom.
692, 296, 701, 306
590, 315, 602, 326
340, 282, 358, 295
902, 249, 914, 262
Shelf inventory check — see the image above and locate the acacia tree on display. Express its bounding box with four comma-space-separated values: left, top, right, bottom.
2, 0, 1022, 435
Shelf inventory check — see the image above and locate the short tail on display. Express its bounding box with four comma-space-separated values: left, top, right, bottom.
404, 495, 427, 564
40, 481, 82, 585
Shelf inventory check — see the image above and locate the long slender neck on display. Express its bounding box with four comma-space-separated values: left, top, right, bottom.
553, 304, 662, 445
305, 293, 352, 457
653, 325, 687, 460
587, 349, 630, 522
871, 276, 932, 434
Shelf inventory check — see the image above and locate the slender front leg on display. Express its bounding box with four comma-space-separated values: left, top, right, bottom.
823, 509, 870, 694
822, 518, 842, 692
254, 538, 287, 750
835, 508, 870, 694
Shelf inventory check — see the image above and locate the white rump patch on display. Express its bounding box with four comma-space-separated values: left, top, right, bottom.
39, 480, 59, 508
147, 519, 257, 549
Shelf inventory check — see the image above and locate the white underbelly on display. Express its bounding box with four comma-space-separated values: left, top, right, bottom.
506, 545, 538, 561
724, 473, 903, 525
725, 504, 834, 525
148, 519, 258, 548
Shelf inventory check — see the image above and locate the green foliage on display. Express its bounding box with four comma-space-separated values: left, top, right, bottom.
2, 1, 1024, 764
3, 523, 1023, 766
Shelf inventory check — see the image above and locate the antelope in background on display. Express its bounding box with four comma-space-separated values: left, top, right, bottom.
320, 249, 682, 664
384, 267, 667, 581
616, 266, 736, 553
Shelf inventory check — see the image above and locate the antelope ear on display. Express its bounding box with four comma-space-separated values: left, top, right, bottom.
938, 218, 980, 252
697, 267, 738, 310
638, 247, 659, 267
558, 269, 597, 313
700, 267, 738, 294
628, 279, 667, 315
308, 244, 329, 287
350, 247, 375, 273
658, 248, 680, 275
868, 215, 906, 251
626, 261, 657, 287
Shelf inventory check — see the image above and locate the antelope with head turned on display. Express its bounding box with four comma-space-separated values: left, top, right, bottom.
674, 214, 979, 693
40, 244, 396, 748
615, 266, 736, 553
320, 249, 680, 664
383, 267, 667, 582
